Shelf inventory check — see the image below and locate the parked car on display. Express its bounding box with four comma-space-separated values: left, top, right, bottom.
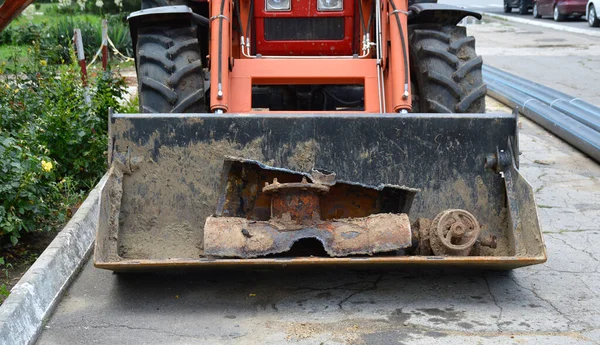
504, 0, 534, 14
533, 0, 588, 20
588, 0, 600, 26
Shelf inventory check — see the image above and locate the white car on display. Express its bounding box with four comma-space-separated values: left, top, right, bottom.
588, 0, 600, 26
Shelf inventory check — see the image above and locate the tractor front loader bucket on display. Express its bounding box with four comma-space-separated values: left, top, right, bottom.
94, 112, 546, 271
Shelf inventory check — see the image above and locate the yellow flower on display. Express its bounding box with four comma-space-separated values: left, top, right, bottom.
41, 160, 53, 172
40, 60, 47, 66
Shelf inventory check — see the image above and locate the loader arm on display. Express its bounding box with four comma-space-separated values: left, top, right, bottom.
0, 0, 34, 33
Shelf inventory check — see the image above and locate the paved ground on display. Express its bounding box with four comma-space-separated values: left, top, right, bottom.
36, 19, 600, 345
472, 17, 600, 106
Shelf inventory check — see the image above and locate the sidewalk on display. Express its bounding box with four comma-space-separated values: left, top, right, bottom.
469, 17, 600, 106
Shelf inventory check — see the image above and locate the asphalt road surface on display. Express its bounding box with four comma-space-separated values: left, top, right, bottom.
440, 0, 599, 32
36, 18, 600, 345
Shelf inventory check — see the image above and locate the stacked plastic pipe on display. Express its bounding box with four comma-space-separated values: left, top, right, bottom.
483, 65, 600, 163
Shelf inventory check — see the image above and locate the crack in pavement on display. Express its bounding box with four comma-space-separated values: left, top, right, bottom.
546, 233, 600, 264
546, 229, 600, 234
293, 272, 386, 310
337, 274, 384, 310
55, 322, 206, 340
508, 275, 580, 330
483, 273, 504, 333
574, 275, 600, 299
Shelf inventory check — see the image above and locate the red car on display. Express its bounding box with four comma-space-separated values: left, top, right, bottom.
533, 0, 588, 20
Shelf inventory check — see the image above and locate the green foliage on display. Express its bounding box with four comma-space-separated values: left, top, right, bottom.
0, 284, 9, 299
106, 15, 134, 57
0, 43, 128, 249
1, 14, 132, 65
121, 95, 140, 113
43, 0, 141, 16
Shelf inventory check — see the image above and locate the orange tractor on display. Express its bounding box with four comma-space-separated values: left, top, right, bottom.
0, 0, 546, 269
127, 0, 487, 114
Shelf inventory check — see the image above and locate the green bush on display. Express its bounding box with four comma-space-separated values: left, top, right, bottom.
49, 0, 141, 15
2, 15, 132, 65
0, 44, 128, 248
45, 17, 101, 64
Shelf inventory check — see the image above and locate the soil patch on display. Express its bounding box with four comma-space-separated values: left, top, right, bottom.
0, 229, 59, 305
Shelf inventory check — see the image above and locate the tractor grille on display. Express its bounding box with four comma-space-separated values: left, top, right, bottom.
264, 17, 344, 41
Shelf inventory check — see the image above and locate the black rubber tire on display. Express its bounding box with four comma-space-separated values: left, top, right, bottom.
519, 1, 528, 14
141, 0, 187, 8
136, 27, 206, 113
408, 24, 486, 114
142, 0, 167, 8
590, 5, 600, 27
504, 1, 512, 12
553, 6, 566, 21
533, 3, 542, 18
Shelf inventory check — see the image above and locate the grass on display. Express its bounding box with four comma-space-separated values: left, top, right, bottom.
1, 5, 132, 68
0, 45, 28, 64
534, 185, 544, 194
10, 6, 103, 27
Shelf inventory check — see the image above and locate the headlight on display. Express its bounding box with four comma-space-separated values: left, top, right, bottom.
317, 0, 343, 11
266, 0, 291, 11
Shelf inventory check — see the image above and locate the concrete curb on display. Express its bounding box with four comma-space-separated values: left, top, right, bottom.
482, 12, 600, 37
0, 175, 107, 345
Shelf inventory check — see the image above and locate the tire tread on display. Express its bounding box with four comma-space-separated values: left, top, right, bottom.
137, 26, 205, 113
409, 24, 486, 114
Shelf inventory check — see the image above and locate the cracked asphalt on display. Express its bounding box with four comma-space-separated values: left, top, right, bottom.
35, 19, 600, 345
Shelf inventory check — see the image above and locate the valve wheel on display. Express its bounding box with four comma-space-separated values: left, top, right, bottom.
430, 209, 480, 255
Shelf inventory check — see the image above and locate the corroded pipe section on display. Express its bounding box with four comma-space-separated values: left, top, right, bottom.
203, 213, 412, 258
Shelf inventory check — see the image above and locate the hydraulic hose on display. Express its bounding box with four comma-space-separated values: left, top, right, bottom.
191, 13, 209, 27
246, 0, 253, 55
358, 0, 367, 36
367, 1, 374, 32
234, 0, 244, 39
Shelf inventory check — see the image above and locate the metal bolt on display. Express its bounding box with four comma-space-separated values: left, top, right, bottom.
479, 234, 497, 249
484, 154, 498, 171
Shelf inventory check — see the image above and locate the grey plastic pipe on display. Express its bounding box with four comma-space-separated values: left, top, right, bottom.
486, 78, 600, 163
484, 65, 600, 114
483, 66, 600, 132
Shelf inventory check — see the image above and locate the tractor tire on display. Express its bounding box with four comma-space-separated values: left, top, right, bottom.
408, 24, 486, 114
142, 0, 167, 9
136, 26, 206, 113
141, 0, 187, 9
